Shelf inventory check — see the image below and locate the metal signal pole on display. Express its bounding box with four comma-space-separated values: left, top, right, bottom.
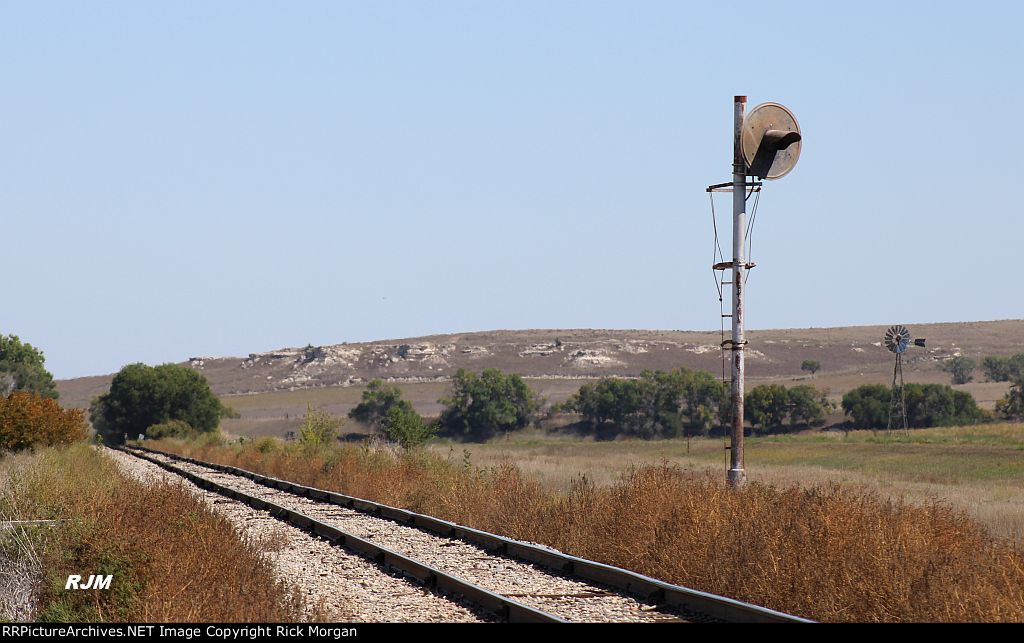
711, 96, 800, 487
728, 95, 747, 488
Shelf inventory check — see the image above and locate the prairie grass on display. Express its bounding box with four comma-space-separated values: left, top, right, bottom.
0, 444, 303, 622
428, 424, 1024, 540
153, 437, 1024, 622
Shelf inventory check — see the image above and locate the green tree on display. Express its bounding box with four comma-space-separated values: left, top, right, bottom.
942, 356, 976, 385
381, 404, 435, 449
566, 378, 643, 429
677, 369, 727, 436
951, 389, 986, 424
565, 369, 727, 438
0, 334, 58, 399
800, 360, 821, 376
842, 382, 984, 429
787, 384, 835, 427
348, 379, 411, 431
841, 384, 890, 429
981, 354, 1024, 382
996, 377, 1024, 420
903, 383, 985, 427
297, 404, 343, 449
744, 384, 789, 432
438, 368, 538, 440
90, 363, 228, 444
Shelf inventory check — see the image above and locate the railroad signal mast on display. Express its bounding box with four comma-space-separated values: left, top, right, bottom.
709, 96, 802, 488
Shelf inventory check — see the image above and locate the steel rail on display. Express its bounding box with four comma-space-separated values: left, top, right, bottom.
123, 445, 813, 623
118, 446, 564, 623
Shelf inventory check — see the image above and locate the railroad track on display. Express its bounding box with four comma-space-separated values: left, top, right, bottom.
118, 445, 811, 624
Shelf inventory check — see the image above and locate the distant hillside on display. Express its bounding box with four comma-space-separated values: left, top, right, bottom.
56, 320, 1024, 410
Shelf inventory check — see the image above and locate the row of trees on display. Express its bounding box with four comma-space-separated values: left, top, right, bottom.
352, 367, 999, 442
563, 369, 727, 438
935, 353, 1024, 386
562, 371, 836, 438
938, 353, 1024, 420
95, 361, 1018, 447
8, 324, 1018, 450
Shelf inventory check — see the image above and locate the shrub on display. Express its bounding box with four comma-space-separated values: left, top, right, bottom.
348, 379, 412, 432
0, 392, 87, 452
297, 405, 343, 450
144, 419, 195, 440
381, 404, 435, 449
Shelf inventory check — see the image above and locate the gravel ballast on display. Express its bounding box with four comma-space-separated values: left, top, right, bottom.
131, 449, 690, 623
103, 447, 489, 623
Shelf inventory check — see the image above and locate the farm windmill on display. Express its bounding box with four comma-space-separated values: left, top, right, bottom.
883, 325, 926, 431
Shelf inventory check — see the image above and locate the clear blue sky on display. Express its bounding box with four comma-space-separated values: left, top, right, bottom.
2, 2, 1022, 378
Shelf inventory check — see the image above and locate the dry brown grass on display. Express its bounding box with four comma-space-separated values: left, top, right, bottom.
428, 425, 1024, 541
0, 444, 304, 622
154, 438, 1024, 622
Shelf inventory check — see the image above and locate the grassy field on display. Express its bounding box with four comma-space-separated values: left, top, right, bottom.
428, 423, 1024, 542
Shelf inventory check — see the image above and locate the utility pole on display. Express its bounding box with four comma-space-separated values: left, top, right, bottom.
728, 95, 747, 488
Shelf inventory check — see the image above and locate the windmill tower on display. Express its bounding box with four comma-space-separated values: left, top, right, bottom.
883, 325, 926, 431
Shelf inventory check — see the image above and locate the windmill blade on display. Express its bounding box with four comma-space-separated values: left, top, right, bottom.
884, 325, 912, 354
